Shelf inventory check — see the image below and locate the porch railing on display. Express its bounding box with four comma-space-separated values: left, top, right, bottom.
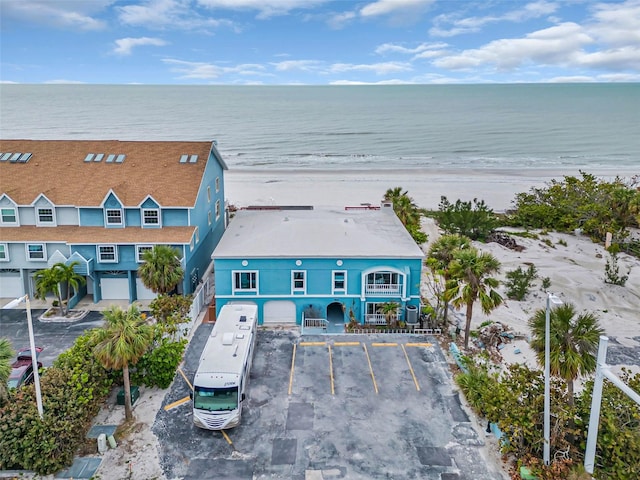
301, 317, 328, 335
365, 314, 398, 325
365, 283, 401, 296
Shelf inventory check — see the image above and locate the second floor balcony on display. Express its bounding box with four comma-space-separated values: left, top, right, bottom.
364, 283, 401, 296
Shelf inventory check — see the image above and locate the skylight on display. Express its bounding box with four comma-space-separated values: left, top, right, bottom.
0, 153, 12, 161
179, 154, 188, 163
106, 154, 116, 163
115, 154, 125, 163
189, 155, 198, 163
94, 153, 104, 162
84, 154, 94, 162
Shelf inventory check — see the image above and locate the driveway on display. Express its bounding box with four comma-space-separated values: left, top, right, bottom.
154, 325, 507, 480
0, 309, 104, 367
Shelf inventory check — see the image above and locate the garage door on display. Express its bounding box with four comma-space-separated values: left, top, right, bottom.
101, 278, 129, 300
0, 270, 23, 298
135, 278, 157, 301
263, 301, 296, 324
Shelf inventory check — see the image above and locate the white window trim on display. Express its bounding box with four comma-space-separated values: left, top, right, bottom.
291, 270, 306, 294
36, 207, 56, 226
195, 226, 199, 243
232, 270, 258, 293
215, 200, 221, 220
332, 270, 347, 294
207, 211, 212, 226
98, 245, 118, 263
215, 177, 220, 193
0, 207, 18, 226
0, 243, 9, 262
26, 243, 46, 261
105, 208, 123, 226
142, 208, 161, 227
136, 245, 153, 263
207, 186, 211, 203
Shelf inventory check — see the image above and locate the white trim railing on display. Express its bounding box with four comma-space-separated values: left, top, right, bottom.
301, 317, 328, 335
365, 283, 401, 295
365, 314, 397, 325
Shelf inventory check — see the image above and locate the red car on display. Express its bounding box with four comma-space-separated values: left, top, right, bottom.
7, 346, 43, 390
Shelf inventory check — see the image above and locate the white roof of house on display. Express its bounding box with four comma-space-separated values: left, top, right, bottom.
213, 206, 425, 259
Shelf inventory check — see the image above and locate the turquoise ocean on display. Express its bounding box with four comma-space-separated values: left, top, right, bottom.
1, 83, 639, 173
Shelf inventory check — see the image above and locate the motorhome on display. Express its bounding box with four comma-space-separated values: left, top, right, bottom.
192, 303, 258, 430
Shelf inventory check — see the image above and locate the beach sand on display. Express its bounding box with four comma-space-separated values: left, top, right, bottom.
85, 170, 638, 479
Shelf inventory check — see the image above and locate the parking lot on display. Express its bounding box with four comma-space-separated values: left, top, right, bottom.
154, 325, 507, 480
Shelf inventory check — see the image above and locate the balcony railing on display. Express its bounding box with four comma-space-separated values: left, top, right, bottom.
365, 314, 398, 325
365, 283, 401, 296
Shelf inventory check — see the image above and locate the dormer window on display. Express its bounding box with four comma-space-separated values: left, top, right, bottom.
106, 209, 123, 226
37, 207, 55, 225
142, 208, 160, 226
1, 208, 17, 225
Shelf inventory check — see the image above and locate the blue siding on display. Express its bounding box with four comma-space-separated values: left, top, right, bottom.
79, 208, 104, 226
126, 208, 141, 227
163, 209, 188, 226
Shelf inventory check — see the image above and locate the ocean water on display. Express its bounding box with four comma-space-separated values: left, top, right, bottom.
1, 83, 639, 172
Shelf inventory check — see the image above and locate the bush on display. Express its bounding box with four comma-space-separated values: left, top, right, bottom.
434, 196, 498, 241
131, 336, 187, 389
505, 265, 538, 300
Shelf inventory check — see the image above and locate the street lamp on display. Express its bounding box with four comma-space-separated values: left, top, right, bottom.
544, 292, 563, 465
3, 295, 44, 419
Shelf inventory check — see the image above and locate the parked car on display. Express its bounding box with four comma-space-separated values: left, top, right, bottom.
7, 346, 43, 390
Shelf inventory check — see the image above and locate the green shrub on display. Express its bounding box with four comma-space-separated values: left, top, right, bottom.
434, 196, 498, 241
131, 336, 187, 389
505, 265, 538, 301
541, 277, 551, 290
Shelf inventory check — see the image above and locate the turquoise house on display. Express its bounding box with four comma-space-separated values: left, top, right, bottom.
0, 139, 227, 306
212, 204, 425, 328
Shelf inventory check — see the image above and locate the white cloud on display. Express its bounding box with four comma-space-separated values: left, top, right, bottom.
162, 58, 267, 79
118, 0, 233, 31
113, 37, 168, 56
375, 42, 447, 55
359, 0, 434, 18
43, 79, 87, 84
329, 61, 412, 75
196, 0, 328, 19
272, 60, 323, 72
430, 1, 558, 37
1, 0, 110, 30
547, 76, 595, 83
588, 0, 640, 47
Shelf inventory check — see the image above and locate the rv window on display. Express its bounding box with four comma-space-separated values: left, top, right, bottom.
194, 386, 239, 412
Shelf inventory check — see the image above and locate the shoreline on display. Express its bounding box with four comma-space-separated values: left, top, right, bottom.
224, 167, 639, 212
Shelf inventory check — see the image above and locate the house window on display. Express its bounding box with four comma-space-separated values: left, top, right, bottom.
0, 243, 8, 261
1, 208, 17, 224
26, 243, 45, 261
208, 211, 212, 226
215, 177, 220, 193
136, 245, 153, 263
215, 200, 220, 220
37, 207, 54, 224
142, 209, 159, 226
98, 245, 117, 263
195, 226, 199, 243
106, 209, 123, 225
292, 270, 306, 292
207, 186, 211, 203
333, 271, 346, 293
234, 271, 257, 292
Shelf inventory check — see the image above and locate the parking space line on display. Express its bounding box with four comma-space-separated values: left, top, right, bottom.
401, 344, 420, 391
178, 367, 193, 391
299, 341, 326, 346
328, 345, 335, 395
221, 430, 233, 446
288, 343, 296, 395
163, 396, 190, 411
333, 342, 360, 346
362, 344, 379, 394
371, 342, 398, 347
405, 342, 433, 347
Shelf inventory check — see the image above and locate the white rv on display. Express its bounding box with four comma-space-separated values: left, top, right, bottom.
192, 303, 258, 430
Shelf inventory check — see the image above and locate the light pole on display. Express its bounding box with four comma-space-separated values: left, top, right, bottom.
544, 292, 563, 465
3, 295, 44, 419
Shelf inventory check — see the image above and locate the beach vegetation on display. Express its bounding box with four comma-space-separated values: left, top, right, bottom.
138, 245, 184, 295
34, 261, 86, 316
505, 264, 538, 301
425, 234, 472, 325
604, 244, 630, 286
541, 276, 551, 290
528, 304, 604, 405
557, 238, 568, 247
0, 338, 14, 406
91, 305, 153, 421
509, 172, 640, 247
383, 187, 427, 244
444, 248, 503, 349
434, 196, 498, 241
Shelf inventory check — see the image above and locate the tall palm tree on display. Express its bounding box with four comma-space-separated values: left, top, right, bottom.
384, 187, 419, 227
34, 266, 63, 315
0, 338, 15, 405
445, 248, 503, 349
54, 261, 85, 315
528, 303, 603, 405
92, 305, 153, 421
138, 245, 184, 295
426, 234, 472, 324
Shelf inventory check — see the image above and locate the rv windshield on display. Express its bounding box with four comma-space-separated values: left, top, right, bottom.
193, 386, 239, 412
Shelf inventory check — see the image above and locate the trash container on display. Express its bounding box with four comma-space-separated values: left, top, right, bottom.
117, 386, 140, 406
406, 305, 418, 325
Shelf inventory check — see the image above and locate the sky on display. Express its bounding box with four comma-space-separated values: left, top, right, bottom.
1, 0, 639, 85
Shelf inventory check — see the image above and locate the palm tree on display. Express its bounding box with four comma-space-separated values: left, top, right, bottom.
34, 262, 85, 316
138, 245, 184, 295
445, 248, 503, 349
378, 302, 400, 327
92, 305, 153, 421
0, 338, 15, 405
528, 303, 603, 405
384, 187, 419, 227
426, 234, 472, 324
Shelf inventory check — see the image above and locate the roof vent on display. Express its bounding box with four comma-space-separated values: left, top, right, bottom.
222, 332, 234, 345
239, 315, 247, 323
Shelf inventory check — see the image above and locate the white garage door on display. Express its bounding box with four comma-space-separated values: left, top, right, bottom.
135, 278, 157, 301
101, 278, 129, 300
0, 271, 23, 298
263, 301, 296, 324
